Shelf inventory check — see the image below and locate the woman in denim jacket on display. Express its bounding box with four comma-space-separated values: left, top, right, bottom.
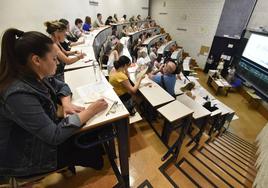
0, 29, 108, 177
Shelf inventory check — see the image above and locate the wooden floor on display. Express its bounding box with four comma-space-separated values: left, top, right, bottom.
37, 71, 267, 188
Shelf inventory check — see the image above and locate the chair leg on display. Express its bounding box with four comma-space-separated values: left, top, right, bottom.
68, 166, 76, 175
9, 177, 18, 188
108, 139, 117, 159
161, 120, 172, 145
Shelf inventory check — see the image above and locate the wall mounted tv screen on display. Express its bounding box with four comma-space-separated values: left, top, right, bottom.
236, 33, 268, 100
242, 33, 268, 70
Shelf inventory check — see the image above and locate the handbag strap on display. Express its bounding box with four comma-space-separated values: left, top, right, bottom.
161, 75, 167, 91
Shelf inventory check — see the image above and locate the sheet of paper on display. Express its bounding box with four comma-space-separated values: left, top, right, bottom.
76, 81, 113, 103
136, 66, 148, 80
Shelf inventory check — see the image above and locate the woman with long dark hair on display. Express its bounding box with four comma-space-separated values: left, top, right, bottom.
109, 56, 144, 115
0, 29, 108, 177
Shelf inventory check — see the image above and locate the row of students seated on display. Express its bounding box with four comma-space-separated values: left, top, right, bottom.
0, 29, 109, 177
0, 15, 160, 178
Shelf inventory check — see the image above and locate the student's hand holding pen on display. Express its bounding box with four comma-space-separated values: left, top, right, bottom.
76, 51, 86, 60
87, 99, 108, 115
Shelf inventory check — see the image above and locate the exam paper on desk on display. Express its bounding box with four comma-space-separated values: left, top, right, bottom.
76, 81, 116, 103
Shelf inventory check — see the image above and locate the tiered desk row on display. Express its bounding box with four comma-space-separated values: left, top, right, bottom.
63, 23, 236, 187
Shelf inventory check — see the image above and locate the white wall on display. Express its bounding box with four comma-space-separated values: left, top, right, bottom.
248, 0, 268, 30
0, 0, 149, 34
151, 0, 225, 69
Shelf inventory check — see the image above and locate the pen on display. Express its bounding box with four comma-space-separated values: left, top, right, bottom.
106, 101, 118, 116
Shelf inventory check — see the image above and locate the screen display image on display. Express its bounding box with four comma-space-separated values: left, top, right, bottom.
242, 33, 268, 69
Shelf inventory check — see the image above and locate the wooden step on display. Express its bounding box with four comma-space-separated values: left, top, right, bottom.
179, 159, 215, 188
208, 142, 257, 176
224, 132, 257, 150
219, 136, 256, 156
200, 147, 252, 187
183, 154, 231, 188
203, 145, 255, 182
220, 135, 256, 155
165, 163, 198, 188
210, 141, 256, 169
215, 138, 256, 164
192, 150, 245, 188
221, 134, 257, 153
213, 139, 256, 162
213, 139, 256, 164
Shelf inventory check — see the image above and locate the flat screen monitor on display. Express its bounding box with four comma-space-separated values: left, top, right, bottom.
242, 33, 268, 70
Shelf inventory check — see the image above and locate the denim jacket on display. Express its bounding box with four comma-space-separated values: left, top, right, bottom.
0, 76, 82, 177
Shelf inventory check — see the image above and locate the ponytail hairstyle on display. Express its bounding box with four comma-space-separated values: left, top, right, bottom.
59, 18, 69, 26
0, 28, 54, 91
44, 20, 67, 35
114, 42, 124, 54
114, 55, 131, 70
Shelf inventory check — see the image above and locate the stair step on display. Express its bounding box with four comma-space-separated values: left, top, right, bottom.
213, 139, 257, 166
224, 132, 257, 149
219, 136, 256, 156
179, 160, 215, 188
208, 142, 257, 176
213, 139, 256, 162
203, 145, 255, 182
183, 154, 230, 188
212, 139, 256, 164
165, 163, 198, 188
222, 134, 257, 151
200, 147, 252, 187
192, 150, 244, 188
220, 135, 256, 155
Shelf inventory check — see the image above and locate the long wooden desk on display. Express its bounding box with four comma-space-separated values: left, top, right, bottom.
129, 73, 175, 108
176, 94, 211, 146
127, 27, 160, 43
157, 40, 176, 55
64, 66, 130, 187
142, 34, 167, 50
157, 100, 193, 161
64, 27, 111, 71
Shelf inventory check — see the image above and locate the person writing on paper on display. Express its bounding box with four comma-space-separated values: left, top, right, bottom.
107, 42, 124, 72
180, 82, 196, 100
122, 25, 128, 37
120, 15, 127, 22
136, 50, 148, 66
93, 13, 104, 28
137, 15, 142, 21
149, 59, 178, 96
109, 56, 144, 115
71, 18, 84, 38
59, 19, 79, 42
59, 19, 85, 51
105, 16, 113, 26
45, 21, 85, 80
0, 29, 108, 177
82, 16, 92, 32
113, 14, 119, 23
